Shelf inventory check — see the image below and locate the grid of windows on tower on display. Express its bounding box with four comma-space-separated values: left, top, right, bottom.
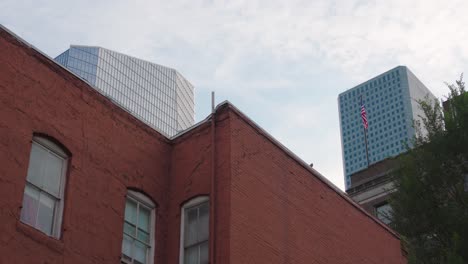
339, 69, 411, 182
55, 46, 194, 137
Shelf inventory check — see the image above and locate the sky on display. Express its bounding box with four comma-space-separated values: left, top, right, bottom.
2, 0, 468, 190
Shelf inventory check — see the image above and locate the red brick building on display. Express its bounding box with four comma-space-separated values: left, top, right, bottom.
0, 26, 407, 263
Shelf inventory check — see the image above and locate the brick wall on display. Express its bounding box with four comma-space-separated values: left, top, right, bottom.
228, 110, 406, 263
166, 111, 232, 263
0, 29, 172, 264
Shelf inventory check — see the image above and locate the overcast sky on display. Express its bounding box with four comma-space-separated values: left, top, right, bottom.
2, 0, 468, 190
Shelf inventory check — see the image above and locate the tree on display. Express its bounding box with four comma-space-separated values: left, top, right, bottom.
389, 76, 468, 264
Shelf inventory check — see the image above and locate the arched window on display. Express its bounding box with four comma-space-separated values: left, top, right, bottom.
121, 190, 155, 264
180, 196, 209, 264
20, 136, 69, 238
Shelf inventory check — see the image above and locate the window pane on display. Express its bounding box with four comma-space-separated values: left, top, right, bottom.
37, 192, 56, 235
124, 222, 136, 236
122, 234, 133, 260
134, 241, 147, 264
26, 143, 46, 187
20, 184, 40, 226
376, 203, 393, 224
198, 203, 209, 241
184, 207, 198, 247
184, 245, 198, 264
125, 199, 137, 224
43, 153, 63, 197
200, 241, 209, 264
138, 206, 150, 232
137, 229, 149, 244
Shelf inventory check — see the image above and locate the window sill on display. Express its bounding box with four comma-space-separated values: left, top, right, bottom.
16, 221, 64, 254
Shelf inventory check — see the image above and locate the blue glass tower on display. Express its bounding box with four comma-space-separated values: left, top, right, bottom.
55, 45, 194, 137
338, 66, 436, 189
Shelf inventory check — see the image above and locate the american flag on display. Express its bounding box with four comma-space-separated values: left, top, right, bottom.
360, 98, 368, 130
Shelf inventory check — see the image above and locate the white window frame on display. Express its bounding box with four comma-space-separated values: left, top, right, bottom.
20, 136, 68, 238
179, 196, 209, 264
121, 190, 156, 264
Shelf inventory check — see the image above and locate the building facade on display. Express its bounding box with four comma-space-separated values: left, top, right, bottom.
346, 158, 398, 225
338, 66, 436, 189
55, 45, 194, 137
0, 26, 407, 264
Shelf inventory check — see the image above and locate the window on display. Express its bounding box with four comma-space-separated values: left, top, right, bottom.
180, 197, 209, 264
20, 136, 68, 238
122, 190, 155, 264
375, 202, 393, 225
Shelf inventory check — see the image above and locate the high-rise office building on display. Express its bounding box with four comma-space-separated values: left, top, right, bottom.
55, 45, 194, 137
338, 66, 436, 189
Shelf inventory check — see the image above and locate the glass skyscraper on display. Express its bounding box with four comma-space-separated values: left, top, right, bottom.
338, 66, 436, 189
55, 45, 194, 137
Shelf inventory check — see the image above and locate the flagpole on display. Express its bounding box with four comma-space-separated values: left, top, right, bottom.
361, 95, 370, 167
364, 126, 370, 167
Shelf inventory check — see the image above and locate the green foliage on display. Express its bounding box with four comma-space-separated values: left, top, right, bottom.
390, 76, 468, 264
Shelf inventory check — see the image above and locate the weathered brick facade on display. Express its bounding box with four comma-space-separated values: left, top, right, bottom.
0, 26, 406, 263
